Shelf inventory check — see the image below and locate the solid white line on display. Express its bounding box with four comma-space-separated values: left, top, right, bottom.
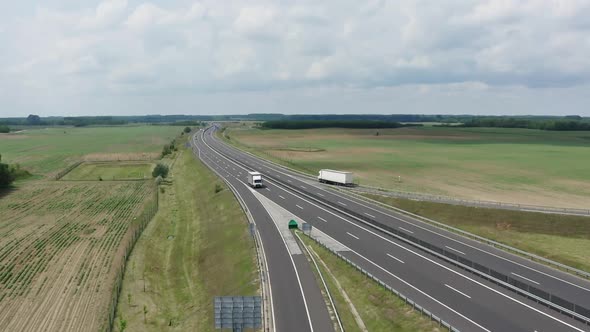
353, 251, 490, 331
328, 189, 590, 293
445, 284, 472, 299
317, 216, 327, 222
445, 246, 466, 256
399, 226, 414, 234
512, 272, 540, 285
279, 195, 285, 200
205, 129, 586, 330
346, 232, 359, 240
243, 183, 315, 332
364, 212, 376, 218
260, 178, 584, 332
337, 201, 347, 206
265, 188, 271, 191
387, 253, 405, 264
296, 204, 304, 210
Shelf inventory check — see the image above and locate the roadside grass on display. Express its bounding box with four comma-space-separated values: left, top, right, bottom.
0, 126, 180, 177
114, 146, 258, 331
298, 234, 442, 332
364, 194, 590, 273
225, 126, 590, 208
61, 162, 154, 181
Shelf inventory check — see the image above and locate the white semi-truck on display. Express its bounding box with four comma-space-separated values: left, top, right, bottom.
247, 171, 263, 188
318, 169, 354, 186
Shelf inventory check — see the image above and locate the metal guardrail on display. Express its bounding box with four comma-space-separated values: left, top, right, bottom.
211, 127, 590, 324
240, 163, 590, 325
348, 186, 590, 216
218, 127, 590, 217
294, 231, 344, 332
303, 232, 460, 332
190, 136, 273, 332
341, 189, 590, 281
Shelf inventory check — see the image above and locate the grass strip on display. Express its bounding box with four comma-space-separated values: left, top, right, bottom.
364, 194, 590, 273
298, 234, 443, 332
114, 146, 258, 331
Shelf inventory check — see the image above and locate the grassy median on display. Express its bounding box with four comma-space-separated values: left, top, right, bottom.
298, 234, 442, 332
364, 194, 590, 273
114, 146, 258, 331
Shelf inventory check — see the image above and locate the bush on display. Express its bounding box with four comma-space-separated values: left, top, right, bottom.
0, 125, 9, 133
0, 154, 16, 187
161, 144, 172, 157
214, 183, 223, 193
184, 126, 191, 133
152, 163, 169, 178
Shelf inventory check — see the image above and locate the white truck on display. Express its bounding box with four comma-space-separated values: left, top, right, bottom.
318, 169, 354, 186
247, 171, 263, 188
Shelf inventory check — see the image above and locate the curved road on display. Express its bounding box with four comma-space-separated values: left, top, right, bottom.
196, 125, 590, 332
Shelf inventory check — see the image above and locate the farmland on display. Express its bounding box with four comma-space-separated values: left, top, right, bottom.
0, 126, 180, 178
225, 126, 590, 208
0, 126, 181, 331
62, 162, 154, 181
0, 180, 157, 331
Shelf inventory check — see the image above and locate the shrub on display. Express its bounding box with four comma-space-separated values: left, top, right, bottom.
183, 126, 191, 133
214, 183, 223, 193
0, 154, 16, 187
161, 144, 172, 157
152, 163, 169, 178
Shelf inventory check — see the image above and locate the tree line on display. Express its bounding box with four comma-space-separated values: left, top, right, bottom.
460, 118, 590, 131
260, 120, 422, 129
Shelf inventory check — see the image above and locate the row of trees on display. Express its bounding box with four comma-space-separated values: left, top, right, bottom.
260, 120, 422, 129
0, 115, 204, 127
461, 118, 590, 131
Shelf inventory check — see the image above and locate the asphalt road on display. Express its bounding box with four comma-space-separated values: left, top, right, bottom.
190, 130, 333, 332
196, 126, 590, 332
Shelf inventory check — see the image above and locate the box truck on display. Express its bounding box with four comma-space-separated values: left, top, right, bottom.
247, 171, 263, 188
318, 169, 353, 186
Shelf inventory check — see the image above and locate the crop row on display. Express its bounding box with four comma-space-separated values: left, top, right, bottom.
0, 182, 155, 303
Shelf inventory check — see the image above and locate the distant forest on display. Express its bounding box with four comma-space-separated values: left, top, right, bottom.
1, 113, 588, 131
260, 120, 420, 129
459, 116, 590, 131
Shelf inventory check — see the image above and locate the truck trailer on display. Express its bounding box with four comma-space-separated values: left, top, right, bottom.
318, 169, 354, 186
247, 171, 263, 188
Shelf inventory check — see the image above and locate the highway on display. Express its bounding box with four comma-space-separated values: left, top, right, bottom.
194, 126, 590, 331
190, 131, 334, 332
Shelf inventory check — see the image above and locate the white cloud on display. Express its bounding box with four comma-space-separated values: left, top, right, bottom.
0, 0, 589, 116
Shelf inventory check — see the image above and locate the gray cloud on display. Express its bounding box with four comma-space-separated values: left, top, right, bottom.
1, 0, 590, 116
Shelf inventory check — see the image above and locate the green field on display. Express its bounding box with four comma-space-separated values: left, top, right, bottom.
115, 146, 258, 331
226, 126, 590, 208
0, 126, 181, 177
299, 234, 441, 331
365, 194, 590, 273
62, 162, 154, 181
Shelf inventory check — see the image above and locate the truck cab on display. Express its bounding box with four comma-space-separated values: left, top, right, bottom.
247, 171, 263, 188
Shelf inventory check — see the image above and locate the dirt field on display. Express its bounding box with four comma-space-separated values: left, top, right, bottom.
0, 181, 157, 332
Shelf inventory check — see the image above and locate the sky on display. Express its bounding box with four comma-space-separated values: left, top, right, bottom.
1, 0, 590, 117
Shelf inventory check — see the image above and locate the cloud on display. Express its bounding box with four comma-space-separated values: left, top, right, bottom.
0, 0, 589, 116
